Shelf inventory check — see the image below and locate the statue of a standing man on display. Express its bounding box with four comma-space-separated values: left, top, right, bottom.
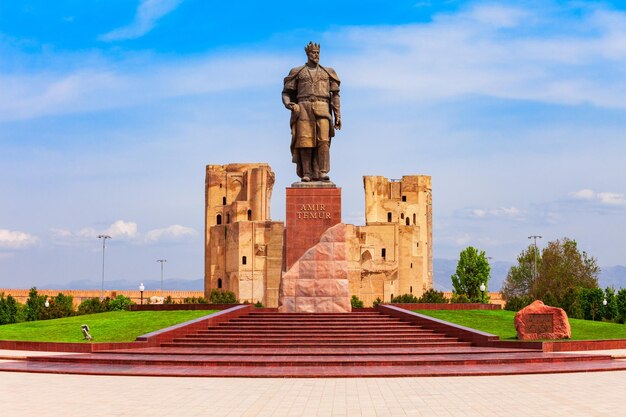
282, 42, 341, 182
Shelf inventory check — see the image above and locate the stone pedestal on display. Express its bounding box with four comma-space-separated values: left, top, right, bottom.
285, 183, 341, 271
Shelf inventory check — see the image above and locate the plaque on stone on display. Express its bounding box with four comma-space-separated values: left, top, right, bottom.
514, 300, 571, 340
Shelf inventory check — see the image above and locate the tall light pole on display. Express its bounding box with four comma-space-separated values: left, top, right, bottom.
528, 235, 542, 287
157, 259, 167, 296
98, 235, 111, 300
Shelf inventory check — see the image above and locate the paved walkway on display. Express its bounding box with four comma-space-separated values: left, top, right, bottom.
1, 365, 625, 416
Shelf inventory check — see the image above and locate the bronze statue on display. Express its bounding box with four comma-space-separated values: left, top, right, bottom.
282, 42, 341, 182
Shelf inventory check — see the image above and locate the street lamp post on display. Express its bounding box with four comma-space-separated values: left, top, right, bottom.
139, 283, 145, 305
528, 235, 542, 286
479, 283, 486, 303
157, 259, 167, 296
98, 235, 111, 300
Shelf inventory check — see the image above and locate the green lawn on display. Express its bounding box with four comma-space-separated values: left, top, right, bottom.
0, 310, 217, 343
415, 309, 626, 341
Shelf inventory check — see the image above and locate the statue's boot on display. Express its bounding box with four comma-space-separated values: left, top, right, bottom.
299, 148, 313, 182
317, 141, 330, 181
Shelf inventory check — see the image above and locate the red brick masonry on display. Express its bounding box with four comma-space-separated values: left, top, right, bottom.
285, 186, 341, 270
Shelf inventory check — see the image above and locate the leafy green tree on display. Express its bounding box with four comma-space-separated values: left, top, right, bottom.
616, 288, 626, 324
603, 287, 618, 322
503, 295, 533, 312
25, 287, 47, 321
41, 293, 75, 320
581, 288, 604, 321
502, 245, 540, 302
417, 289, 448, 304
532, 238, 599, 305
451, 246, 491, 303
560, 287, 584, 319
0, 293, 20, 324
350, 295, 364, 308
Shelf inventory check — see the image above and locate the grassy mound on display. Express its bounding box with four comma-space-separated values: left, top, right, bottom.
0, 310, 216, 343
415, 309, 626, 341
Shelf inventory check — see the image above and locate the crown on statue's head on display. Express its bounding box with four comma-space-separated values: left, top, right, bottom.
304, 42, 321, 54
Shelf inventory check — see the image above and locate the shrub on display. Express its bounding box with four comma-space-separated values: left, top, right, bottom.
391, 294, 419, 303
350, 295, 364, 308
208, 289, 238, 304
183, 296, 208, 304
164, 295, 175, 304
372, 297, 382, 307
450, 293, 470, 303
504, 295, 533, 312
77, 297, 110, 315
417, 289, 448, 304
254, 301, 264, 308
109, 295, 134, 311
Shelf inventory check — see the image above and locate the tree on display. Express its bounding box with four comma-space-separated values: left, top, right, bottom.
580, 288, 604, 321
531, 238, 599, 305
25, 287, 47, 321
603, 287, 618, 322
501, 245, 540, 301
0, 293, 19, 324
451, 246, 491, 303
616, 288, 626, 324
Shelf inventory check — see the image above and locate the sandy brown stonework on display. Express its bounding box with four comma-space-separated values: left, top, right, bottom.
204, 164, 284, 307
514, 300, 571, 340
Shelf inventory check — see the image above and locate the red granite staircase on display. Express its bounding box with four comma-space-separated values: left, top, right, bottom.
2, 310, 626, 377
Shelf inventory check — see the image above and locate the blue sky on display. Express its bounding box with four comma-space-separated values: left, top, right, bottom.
2, 0, 626, 289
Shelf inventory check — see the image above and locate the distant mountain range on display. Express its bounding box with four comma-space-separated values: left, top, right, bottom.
38, 260, 626, 292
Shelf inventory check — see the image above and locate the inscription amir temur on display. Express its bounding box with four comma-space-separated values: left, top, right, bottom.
297, 203, 331, 219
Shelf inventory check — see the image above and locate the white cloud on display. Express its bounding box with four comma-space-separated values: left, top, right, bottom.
50, 220, 197, 245
597, 192, 626, 206
467, 206, 523, 219
144, 224, 198, 243
99, 0, 184, 41
0, 229, 39, 249
2, 3, 626, 122
570, 189, 626, 206
571, 189, 595, 200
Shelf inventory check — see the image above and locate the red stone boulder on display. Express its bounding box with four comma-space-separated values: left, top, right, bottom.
514, 300, 571, 340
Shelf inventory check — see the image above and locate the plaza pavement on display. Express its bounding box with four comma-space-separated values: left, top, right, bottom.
1, 349, 625, 417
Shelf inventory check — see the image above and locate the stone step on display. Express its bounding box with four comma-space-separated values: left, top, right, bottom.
175, 336, 455, 343
98, 346, 536, 357
215, 324, 420, 330
187, 330, 442, 339
192, 329, 438, 336
5, 357, 626, 377
25, 352, 613, 368
160, 340, 471, 348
